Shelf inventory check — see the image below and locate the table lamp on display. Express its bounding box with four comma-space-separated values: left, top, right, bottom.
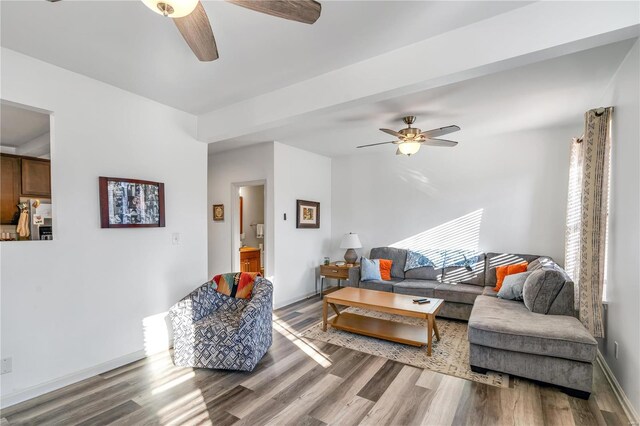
340, 233, 362, 264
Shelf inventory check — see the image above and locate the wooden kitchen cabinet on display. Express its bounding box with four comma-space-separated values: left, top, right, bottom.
240, 247, 261, 273
0, 155, 21, 224
21, 158, 51, 197
1, 154, 52, 224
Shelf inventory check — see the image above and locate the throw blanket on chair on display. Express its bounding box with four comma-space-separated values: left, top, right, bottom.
169, 276, 273, 371
213, 272, 261, 299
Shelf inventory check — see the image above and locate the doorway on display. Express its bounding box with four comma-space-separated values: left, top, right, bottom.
234, 182, 265, 275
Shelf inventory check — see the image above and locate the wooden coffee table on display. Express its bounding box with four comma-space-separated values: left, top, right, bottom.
322, 287, 444, 356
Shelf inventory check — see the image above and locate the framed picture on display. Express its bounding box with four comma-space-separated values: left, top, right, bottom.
99, 177, 165, 228
213, 204, 224, 221
296, 199, 320, 229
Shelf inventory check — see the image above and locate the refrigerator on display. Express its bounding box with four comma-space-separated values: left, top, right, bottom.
25, 198, 53, 240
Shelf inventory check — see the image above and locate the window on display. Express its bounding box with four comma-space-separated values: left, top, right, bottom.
564, 138, 583, 287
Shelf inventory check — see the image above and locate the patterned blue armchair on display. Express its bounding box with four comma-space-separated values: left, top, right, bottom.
169, 277, 273, 371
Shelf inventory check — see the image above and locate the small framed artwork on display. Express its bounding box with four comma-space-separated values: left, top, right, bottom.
213, 204, 224, 221
296, 199, 320, 229
99, 177, 165, 228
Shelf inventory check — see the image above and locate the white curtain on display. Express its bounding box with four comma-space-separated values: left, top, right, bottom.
565, 107, 612, 338
564, 137, 583, 302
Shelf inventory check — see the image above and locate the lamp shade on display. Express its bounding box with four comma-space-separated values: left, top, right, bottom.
340, 233, 362, 249
398, 141, 421, 156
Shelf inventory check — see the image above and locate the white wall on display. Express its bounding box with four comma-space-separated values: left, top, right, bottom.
599, 39, 640, 414
207, 143, 274, 279
0, 49, 208, 406
239, 185, 265, 250
331, 125, 577, 263
273, 142, 332, 308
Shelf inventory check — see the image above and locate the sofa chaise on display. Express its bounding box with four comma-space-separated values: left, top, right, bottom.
468, 262, 597, 399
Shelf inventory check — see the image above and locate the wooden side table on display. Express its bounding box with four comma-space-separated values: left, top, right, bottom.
318, 262, 358, 296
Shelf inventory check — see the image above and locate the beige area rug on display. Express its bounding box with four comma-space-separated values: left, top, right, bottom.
300, 307, 509, 388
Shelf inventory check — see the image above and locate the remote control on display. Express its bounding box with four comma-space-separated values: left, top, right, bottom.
417, 299, 431, 304
413, 298, 428, 303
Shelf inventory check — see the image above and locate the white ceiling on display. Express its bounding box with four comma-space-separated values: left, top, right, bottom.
212, 39, 635, 157
1, 103, 50, 147
0, 1, 530, 114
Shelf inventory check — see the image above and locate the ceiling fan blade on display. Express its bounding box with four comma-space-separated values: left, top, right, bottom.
379, 128, 403, 138
173, 2, 219, 62
423, 138, 458, 147
420, 125, 461, 139
356, 141, 397, 149
227, 0, 321, 24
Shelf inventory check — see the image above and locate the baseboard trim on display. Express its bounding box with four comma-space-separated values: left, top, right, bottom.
274, 289, 323, 310
0, 349, 147, 410
596, 350, 640, 425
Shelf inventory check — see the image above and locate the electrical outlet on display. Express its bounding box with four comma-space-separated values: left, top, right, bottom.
614, 341, 619, 359
171, 233, 180, 245
1, 357, 12, 374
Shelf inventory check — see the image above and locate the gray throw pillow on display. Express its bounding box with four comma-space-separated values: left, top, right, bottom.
497, 271, 532, 300
360, 257, 381, 281
522, 269, 567, 314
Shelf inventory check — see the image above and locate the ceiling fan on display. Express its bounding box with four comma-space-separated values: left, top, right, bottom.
357, 116, 461, 156
46, 0, 321, 62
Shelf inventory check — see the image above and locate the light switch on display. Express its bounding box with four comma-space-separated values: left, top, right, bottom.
1, 357, 12, 374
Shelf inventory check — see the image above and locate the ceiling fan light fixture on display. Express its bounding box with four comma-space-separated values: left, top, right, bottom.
398, 141, 421, 156
359, 117, 460, 154
141, 0, 198, 17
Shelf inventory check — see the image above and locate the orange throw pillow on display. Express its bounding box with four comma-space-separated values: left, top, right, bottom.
508, 262, 528, 276
494, 262, 528, 291
495, 265, 509, 291
379, 259, 393, 281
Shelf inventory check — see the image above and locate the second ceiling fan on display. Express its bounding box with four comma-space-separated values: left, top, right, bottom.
358, 116, 461, 156
47, 0, 321, 62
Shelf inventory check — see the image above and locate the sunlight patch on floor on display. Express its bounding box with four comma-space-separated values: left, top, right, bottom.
142, 364, 195, 392
273, 313, 332, 368
165, 406, 212, 426
144, 351, 176, 374
151, 371, 196, 395
157, 388, 211, 425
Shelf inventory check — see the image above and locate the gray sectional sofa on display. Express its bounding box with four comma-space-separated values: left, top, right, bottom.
347, 247, 598, 398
